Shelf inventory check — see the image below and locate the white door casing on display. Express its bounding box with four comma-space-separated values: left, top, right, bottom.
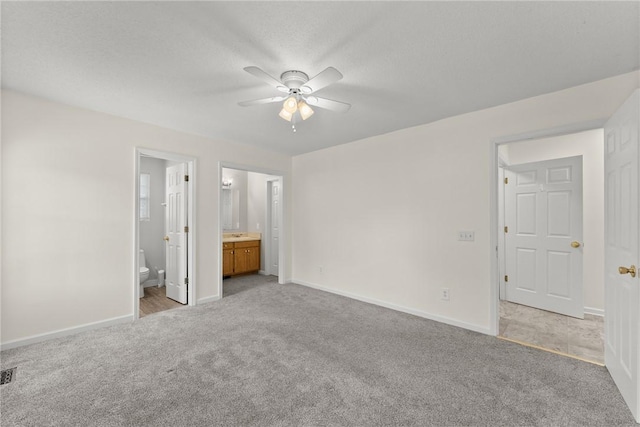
165, 163, 188, 304
504, 156, 584, 318
604, 90, 640, 421
269, 180, 280, 276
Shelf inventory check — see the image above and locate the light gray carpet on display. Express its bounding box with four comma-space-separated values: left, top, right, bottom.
1, 275, 636, 426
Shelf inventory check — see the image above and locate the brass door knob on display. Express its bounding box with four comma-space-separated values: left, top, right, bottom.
619, 265, 637, 278
163, 236, 170, 241
571, 241, 581, 248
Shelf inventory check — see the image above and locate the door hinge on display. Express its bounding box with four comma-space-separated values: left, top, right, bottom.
185, 277, 189, 285
504, 177, 508, 184
504, 275, 509, 282
184, 226, 189, 233
185, 175, 189, 182
504, 226, 508, 233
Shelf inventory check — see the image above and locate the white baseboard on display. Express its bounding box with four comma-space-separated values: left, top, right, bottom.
0, 314, 134, 351
584, 306, 604, 317
292, 279, 491, 336
197, 295, 221, 305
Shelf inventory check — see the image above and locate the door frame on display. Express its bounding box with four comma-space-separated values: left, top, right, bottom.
134, 148, 197, 319
489, 119, 606, 335
218, 161, 287, 298
266, 177, 281, 277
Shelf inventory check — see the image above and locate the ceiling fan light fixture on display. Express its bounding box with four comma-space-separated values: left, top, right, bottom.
278, 108, 293, 122
298, 101, 314, 120
283, 96, 298, 114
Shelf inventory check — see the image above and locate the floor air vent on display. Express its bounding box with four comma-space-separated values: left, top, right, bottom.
1, 367, 17, 385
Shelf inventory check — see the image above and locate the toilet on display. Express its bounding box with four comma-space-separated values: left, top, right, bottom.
139, 249, 150, 298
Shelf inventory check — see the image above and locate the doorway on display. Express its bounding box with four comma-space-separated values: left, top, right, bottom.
134, 148, 197, 319
490, 90, 640, 422
495, 129, 605, 364
219, 163, 285, 299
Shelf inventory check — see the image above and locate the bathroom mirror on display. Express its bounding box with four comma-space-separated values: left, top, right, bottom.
222, 187, 240, 230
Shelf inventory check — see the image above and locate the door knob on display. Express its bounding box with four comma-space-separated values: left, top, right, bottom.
163, 236, 170, 241
619, 265, 636, 278
571, 241, 581, 248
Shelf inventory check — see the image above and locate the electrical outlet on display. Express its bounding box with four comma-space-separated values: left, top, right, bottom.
458, 231, 475, 241
256, 223, 260, 230
441, 288, 450, 301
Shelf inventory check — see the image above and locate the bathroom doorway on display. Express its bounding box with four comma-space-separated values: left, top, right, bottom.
219, 163, 285, 298
134, 148, 197, 319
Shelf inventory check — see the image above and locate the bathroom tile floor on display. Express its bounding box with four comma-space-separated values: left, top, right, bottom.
139, 286, 185, 318
499, 300, 604, 365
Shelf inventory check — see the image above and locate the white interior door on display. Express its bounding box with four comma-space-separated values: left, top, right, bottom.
604, 90, 640, 421
504, 156, 584, 318
165, 163, 188, 304
269, 180, 280, 276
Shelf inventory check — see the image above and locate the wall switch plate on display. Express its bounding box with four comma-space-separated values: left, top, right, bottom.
458, 231, 475, 241
441, 288, 450, 301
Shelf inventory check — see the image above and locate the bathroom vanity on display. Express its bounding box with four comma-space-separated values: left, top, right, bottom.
222, 233, 261, 277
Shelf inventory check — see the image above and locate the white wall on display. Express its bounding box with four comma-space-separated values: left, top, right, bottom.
506, 129, 605, 313
1, 90, 292, 345
139, 156, 166, 282
292, 71, 640, 333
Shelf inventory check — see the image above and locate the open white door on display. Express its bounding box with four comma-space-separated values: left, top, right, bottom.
269, 180, 280, 276
604, 90, 640, 421
504, 156, 584, 318
165, 163, 188, 304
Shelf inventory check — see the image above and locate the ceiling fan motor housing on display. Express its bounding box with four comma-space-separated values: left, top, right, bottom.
280, 70, 309, 90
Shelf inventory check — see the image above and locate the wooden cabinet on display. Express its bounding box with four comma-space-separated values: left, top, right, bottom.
222, 240, 260, 277
222, 249, 235, 276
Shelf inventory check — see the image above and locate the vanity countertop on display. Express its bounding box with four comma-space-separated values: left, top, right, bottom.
222, 232, 261, 243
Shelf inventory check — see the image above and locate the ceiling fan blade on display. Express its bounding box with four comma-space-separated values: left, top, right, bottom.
243, 66, 288, 92
306, 96, 351, 113
300, 67, 343, 94
238, 96, 286, 107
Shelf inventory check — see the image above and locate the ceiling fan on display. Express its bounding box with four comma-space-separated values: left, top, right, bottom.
238, 66, 351, 129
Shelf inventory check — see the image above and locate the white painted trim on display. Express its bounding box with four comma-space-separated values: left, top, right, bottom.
493, 119, 606, 145
585, 307, 605, 317
0, 315, 133, 351
265, 177, 282, 278
293, 279, 491, 336
489, 136, 500, 336
197, 295, 221, 305
497, 166, 506, 300
135, 148, 197, 318
490, 120, 607, 338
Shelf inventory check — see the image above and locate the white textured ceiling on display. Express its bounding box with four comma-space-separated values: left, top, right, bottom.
2, 1, 639, 155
